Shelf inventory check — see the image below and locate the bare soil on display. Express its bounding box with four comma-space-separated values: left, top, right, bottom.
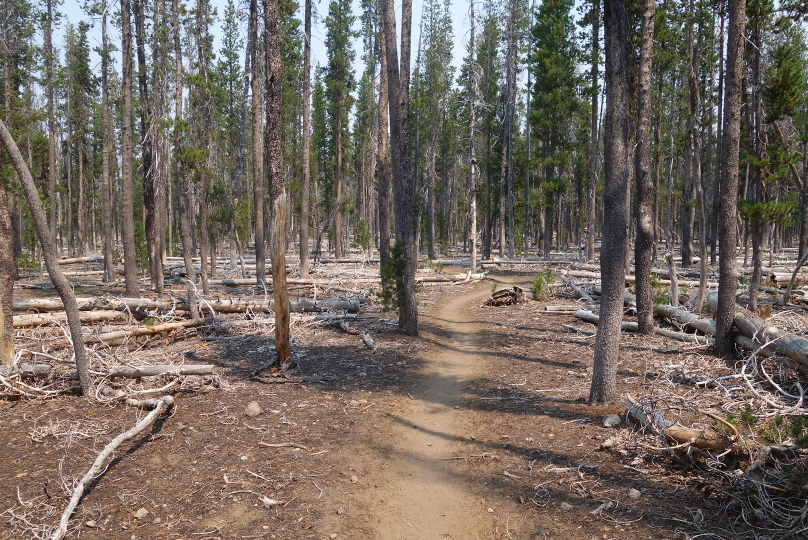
0, 268, 779, 539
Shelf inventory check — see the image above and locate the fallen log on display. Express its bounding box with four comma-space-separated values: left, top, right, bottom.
0, 363, 52, 378
707, 291, 808, 372
15, 296, 363, 315
622, 394, 731, 451
560, 275, 593, 302
108, 364, 214, 378
92, 319, 203, 344
484, 286, 525, 306
50, 395, 175, 540
13, 310, 127, 328
338, 322, 378, 352
574, 309, 714, 345
652, 304, 717, 336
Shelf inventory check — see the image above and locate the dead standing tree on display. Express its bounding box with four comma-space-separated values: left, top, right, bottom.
264, 0, 293, 368
0, 118, 94, 395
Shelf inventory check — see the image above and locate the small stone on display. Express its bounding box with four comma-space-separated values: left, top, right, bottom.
350, 475, 358, 484
85, 520, 97, 528
487, 507, 494, 513
600, 437, 616, 449
134, 508, 148, 519
330, 534, 338, 539
628, 488, 642, 500
358, 399, 367, 404
152, 517, 162, 524
349, 400, 360, 407
560, 502, 573, 510
244, 401, 263, 417
603, 414, 622, 428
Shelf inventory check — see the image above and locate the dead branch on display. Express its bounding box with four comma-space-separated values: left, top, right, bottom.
621, 394, 730, 451
50, 395, 175, 540
109, 364, 214, 378
14, 310, 127, 328
560, 276, 593, 302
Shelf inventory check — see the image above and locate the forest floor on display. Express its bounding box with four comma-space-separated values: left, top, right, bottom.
1, 261, 805, 539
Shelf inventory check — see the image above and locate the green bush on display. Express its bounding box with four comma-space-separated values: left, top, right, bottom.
531, 268, 555, 299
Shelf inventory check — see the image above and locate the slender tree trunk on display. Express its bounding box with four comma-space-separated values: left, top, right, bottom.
590, 0, 629, 404
133, 0, 161, 291
378, 32, 391, 269
265, 0, 292, 367
381, 0, 418, 336
299, 0, 312, 277
335, 107, 344, 259
0, 186, 12, 366
635, 0, 655, 334
468, 0, 478, 274
172, 0, 199, 319
251, 0, 266, 285
586, 0, 600, 262
715, 0, 745, 356
121, 0, 139, 297
46, 0, 58, 250
0, 118, 94, 395
101, 1, 114, 283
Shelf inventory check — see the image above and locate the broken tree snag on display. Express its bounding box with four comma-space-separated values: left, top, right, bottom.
50, 395, 175, 540
560, 275, 594, 302
621, 394, 731, 451
484, 286, 525, 306
665, 252, 679, 307
13, 310, 127, 328
109, 364, 214, 378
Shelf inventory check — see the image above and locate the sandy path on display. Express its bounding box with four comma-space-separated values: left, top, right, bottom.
365, 284, 514, 539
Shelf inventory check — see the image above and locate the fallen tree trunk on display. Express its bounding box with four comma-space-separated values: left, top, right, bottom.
560, 275, 593, 302
15, 296, 363, 315
50, 395, 175, 540
109, 364, 214, 378
92, 319, 203, 344
13, 310, 127, 328
652, 304, 717, 336
707, 291, 808, 372
574, 309, 714, 345
0, 363, 52, 378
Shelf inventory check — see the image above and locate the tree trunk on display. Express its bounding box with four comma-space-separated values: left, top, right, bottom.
299, 0, 312, 277
715, 0, 745, 357
468, 0, 478, 274
590, 0, 629, 404
172, 0, 199, 320
46, 0, 58, 250
265, 0, 293, 367
0, 118, 94, 395
378, 32, 391, 269
133, 0, 161, 292
121, 0, 140, 297
586, 0, 600, 262
381, 0, 418, 336
634, 0, 654, 335
0, 186, 12, 366
101, 1, 115, 283
251, 0, 266, 286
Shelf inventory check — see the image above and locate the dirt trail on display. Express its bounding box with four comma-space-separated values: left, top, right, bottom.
358, 278, 527, 539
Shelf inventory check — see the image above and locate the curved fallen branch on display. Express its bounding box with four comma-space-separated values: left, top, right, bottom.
50, 395, 175, 540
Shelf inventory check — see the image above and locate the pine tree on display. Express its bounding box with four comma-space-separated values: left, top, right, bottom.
324, 0, 356, 259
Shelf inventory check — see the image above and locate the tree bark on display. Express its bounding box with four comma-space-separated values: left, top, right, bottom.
586, 0, 600, 262
715, 0, 745, 357
172, 0, 199, 320
299, 0, 312, 277
121, 0, 140, 297
634, 0, 655, 334
590, 0, 629, 404
377, 31, 391, 269
0, 118, 94, 395
101, 1, 115, 283
251, 0, 266, 286
265, 0, 293, 368
381, 0, 418, 336
468, 0, 478, 274
45, 0, 58, 251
